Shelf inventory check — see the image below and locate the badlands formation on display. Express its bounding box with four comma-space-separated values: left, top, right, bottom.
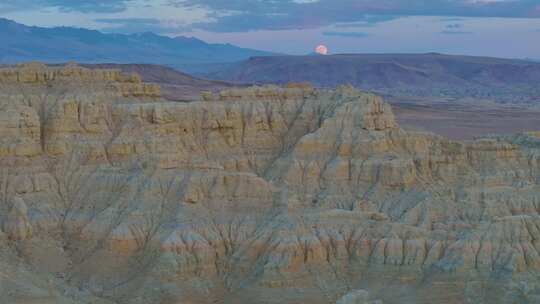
1, 63, 540, 304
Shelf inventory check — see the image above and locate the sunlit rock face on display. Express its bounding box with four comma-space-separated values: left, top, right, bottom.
0, 63, 540, 304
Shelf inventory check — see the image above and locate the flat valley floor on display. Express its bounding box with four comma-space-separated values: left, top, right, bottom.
389, 98, 540, 140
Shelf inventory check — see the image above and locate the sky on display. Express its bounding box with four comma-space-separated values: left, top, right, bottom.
1, 0, 540, 58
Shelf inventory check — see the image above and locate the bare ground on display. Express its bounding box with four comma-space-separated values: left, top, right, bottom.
389, 97, 540, 140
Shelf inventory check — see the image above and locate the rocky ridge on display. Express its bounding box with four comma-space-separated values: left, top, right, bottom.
0, 63, 539, 304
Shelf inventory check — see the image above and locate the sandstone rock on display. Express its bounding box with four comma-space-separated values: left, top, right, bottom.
200, 91, 215, 101
0, 104, 41, 158
1, 63, 540, 304
0, 63, 160, 98
336, 290, 382, 304
3, 197, 32, 241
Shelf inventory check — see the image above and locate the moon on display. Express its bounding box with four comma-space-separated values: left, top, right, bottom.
315, 44, 328, 55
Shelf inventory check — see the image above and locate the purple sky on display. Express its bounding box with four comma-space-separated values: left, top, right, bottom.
1, 0, 540, 58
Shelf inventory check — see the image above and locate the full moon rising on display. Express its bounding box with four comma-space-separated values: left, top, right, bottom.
315, 44, 328, 55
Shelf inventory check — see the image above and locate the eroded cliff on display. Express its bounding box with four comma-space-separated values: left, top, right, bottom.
1, 63, 539, 304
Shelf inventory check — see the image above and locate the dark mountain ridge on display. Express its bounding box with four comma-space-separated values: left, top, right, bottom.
0, 18, 273, 73
206, 53, 540, 102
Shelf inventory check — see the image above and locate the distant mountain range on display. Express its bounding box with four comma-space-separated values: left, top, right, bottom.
0, 18, 273, 73
205, 53, 540, 102
3, 17, 539, 103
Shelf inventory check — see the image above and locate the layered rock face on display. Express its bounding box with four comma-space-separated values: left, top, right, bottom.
3, 197, 32, 241
0, 63, 539, 304
0, 62, 160, 97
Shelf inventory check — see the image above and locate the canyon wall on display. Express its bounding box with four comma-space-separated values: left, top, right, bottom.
1, 64, 539, 304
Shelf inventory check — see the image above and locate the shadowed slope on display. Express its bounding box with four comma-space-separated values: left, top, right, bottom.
207, 53, 540, 103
